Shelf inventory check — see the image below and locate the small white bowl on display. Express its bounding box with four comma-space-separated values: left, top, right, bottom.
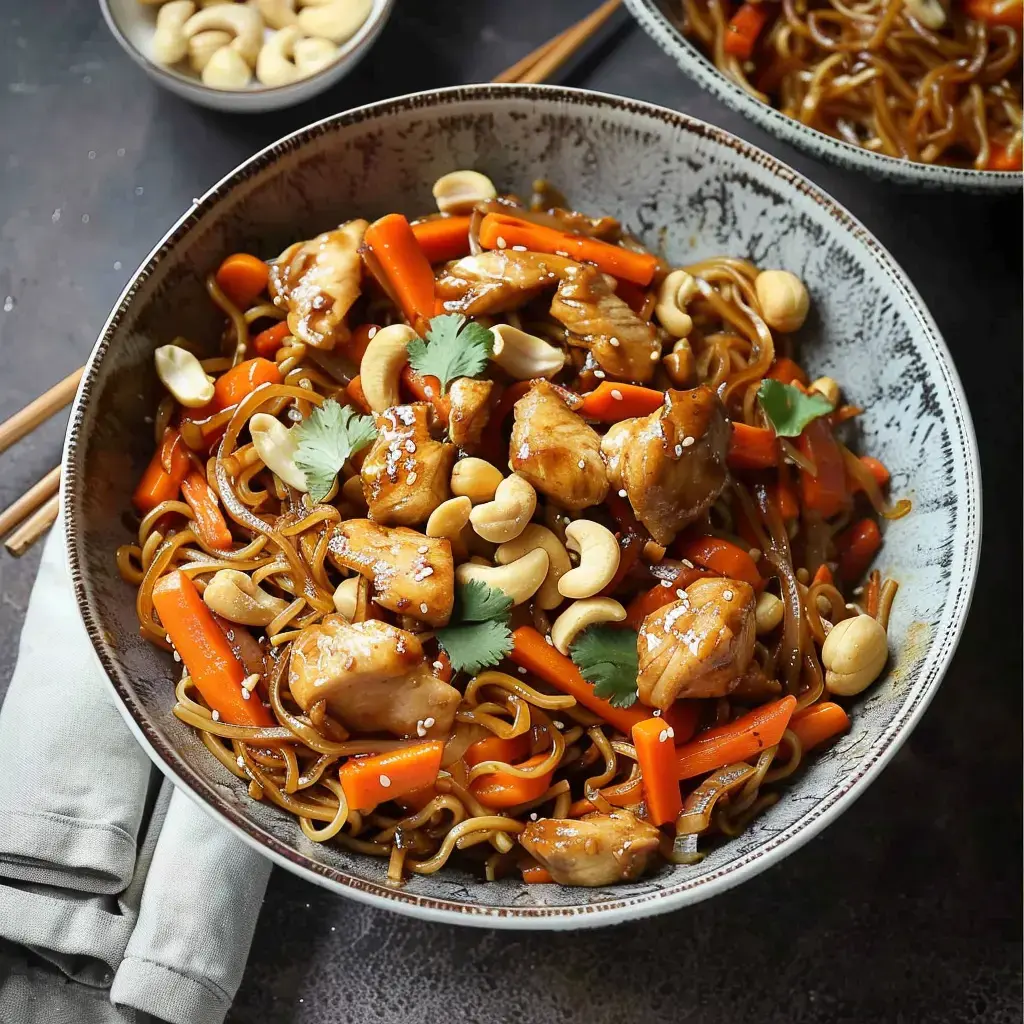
99, 0, 394, 112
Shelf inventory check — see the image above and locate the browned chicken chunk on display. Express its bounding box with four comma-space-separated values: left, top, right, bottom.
550, 265, 661, 383
637, 577, 756, 708
268, 219, 366, 349
509, 381, 608, 512
447, 377, 493, 452
601, 385, 729, 546
328, 520, 454, 627
361, 404, 454, 527
436, 250, 574, 316
288, 616, 459, 739
519, 810, 662, 887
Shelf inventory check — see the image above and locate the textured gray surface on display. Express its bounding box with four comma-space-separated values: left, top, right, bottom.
0, 0, 1020, 1020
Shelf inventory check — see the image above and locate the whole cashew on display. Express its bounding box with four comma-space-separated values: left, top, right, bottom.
550, 598, 627, 655
249, 413, 308, 492
188, 28, 232, 72
297, 0, 372, 44
450, 458, 503, 504
332, 576, 360, 620
154, 343, 214, 407
256, 26, 302, 86
490, 324, 566, 380
293, 36, 339, 76
183, 4, 263, 66
455, 548, 549, 607
654, 269, 698, 339
469, 474, 537, 544
426, 496, 472, 560
495, 524, 571, 610
203, 569, 290, 626
432, 170, 498, 215
152, 0, 196, 65
202, 45, 252, 88
255, 0, 297, 29
558, 520, 621, 599
359, 324, 418, 413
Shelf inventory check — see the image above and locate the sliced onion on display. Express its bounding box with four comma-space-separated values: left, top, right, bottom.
839, 443, 911, 520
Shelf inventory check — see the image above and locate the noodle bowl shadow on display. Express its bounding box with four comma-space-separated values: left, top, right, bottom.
64, 85, 981, 928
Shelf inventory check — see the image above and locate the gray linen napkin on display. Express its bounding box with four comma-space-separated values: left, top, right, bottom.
0, 526, 272, 1024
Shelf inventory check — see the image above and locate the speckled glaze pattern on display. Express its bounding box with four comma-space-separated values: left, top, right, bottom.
625, 0, 1023, 193
63, 85, 981, 928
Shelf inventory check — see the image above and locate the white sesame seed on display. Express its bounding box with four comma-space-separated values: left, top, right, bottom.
379, 774, 392, 788
667, 726, 675, 738
211, 710, 220, 722
682, 436, 695, 447
650, 351, 659, 361
512, 244, 528, 251
416, 720, 427, 737
577, 459, 585, 469
544, 635, 554, 646
618, 489, 627, 498
418, 545, 429, 554
652, 709, 662, 717
496, 236, 507, 249
432, 660, 444, 672
723, 589, 734, 601
237, 756, 245, 768
676, 589, 686, 599
420, 602, 429, 614
405, 440, 417, 453
517, 666, 527, 675
424, 717, 435, 728
529, 812, 538, 820
674, 444, 683, 457
367, 326, 378, 339
659, 729, 670, 742
609, 337, 620, 347
681, 559, 694, 569
610, 389, 623, 401
406, 471, 418, 485
660, 580, 672, 588
241, 689, 251, 700
555, 250, 569, 258
172, 650, 181, 662
553, 720, 564, 729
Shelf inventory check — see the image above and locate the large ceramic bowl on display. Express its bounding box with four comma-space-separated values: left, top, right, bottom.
64, 84, 981, 928
626, 0, 1022, 192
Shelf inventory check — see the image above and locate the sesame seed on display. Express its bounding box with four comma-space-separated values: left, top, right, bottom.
405, 440, 417, 453
555, 249, 569, 258
660, 580, 672, 588
667, 726, 675, 738
432, 660, 444, 671
211, 710, 220, 722
379, 774, 392, 788
723, 589, 734, 601
652, 709, 662, 717
593, 369, 606, 379
517, 666, 527, 675
512, 244, 528, 251
674, 444, 683, 457
681, 559, 694, 569
424, 717, 435, 728
610, 389, 623, 401
367, 326, 378, 339
496, 236, 507, 249
681, 436, 695, 447
659, 729, 670, 742
650, 351, 659, 361
237, 756, 245, 768
676, 589, 686, 599
544, 635, 554, 646
420, 602, 429, 614
418, 545, 429, 554
553, 720, 564, 729
241, 689, 251, 700
618, 489, 627, 498
416, 720, 427, 737
406, 472, 418, 485
172, 650, 181, 662
577, 459, 585, 469
529, 812, 538, 820
749, 548, 762, 561
608, 337, 620, 347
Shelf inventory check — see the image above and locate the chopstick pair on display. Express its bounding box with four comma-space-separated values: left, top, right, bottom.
0, 0, 624, 558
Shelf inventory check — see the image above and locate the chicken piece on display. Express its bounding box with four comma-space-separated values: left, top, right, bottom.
361, 404, 455, 527
268, 219, 367, 350
447, 377, 493, 452
601, 385, 729, 546
550, 265, 660, 383
519, 810, 661, 887
288, 616, 459, 738
328, 519, 454, 627
509, 381, 608, 512
436, 250, 574, 316
637, 577, 756, 708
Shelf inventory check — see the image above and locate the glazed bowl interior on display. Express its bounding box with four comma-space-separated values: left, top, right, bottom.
65, 84, 981, 928
625, 0, 1022, 192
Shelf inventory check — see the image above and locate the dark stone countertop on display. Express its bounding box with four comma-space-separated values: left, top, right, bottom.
0, 2, 1020, 1021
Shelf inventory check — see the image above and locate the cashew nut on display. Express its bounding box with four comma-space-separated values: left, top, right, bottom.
426, 496, 473, 558
332, 576, 360, 620
558, 520, 620, 599
249, 413, 308, 492
809, 376, 840, 409
654, 269, 698, 338
297, 0, 372, 44
188, 28, 232, 72
822, 614, 888, 696
469, 473, 537, 544
495, 524, 571, 611
293, 36, 339, 76
662, 337, 695, 388
256, 26, 302, 87
455, 548, 549, 607
755, 591, 784, 634
183, 4, 263, 66
255, 0, 296, 30
202, 44, 253, 88
490, 324, 566, 379
755, 270, 810, 334
432, 170, 498, 215
152, 0, 196, 65
202, 569, 289, 626
154, 343, 215, 408
450, 458, 503, 504
359, 324, 418, 413
550, 598, 627, 655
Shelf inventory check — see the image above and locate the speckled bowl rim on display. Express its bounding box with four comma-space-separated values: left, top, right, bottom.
64, 83, 982, 929
625, 0, 1022, 192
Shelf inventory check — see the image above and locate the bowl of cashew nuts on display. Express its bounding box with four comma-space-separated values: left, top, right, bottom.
99, 0, 393, 111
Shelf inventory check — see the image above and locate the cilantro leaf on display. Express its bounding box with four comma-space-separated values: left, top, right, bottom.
435, 619, 513, 676
293, 398, 377, 503
570, 625, 639, 708
456, 578, 513, 622
406, 313, 494, 391
756, 379, 833, 438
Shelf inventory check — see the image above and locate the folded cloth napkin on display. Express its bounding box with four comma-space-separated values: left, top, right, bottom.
0, 526, 273, 1024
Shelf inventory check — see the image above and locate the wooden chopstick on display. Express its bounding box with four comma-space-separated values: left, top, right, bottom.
0, 3, 624, 556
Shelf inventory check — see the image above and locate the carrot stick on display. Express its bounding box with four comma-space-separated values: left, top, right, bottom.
577, 382, 665, 422
132, 427, 191, 514
343, 323, 380, 365
464, 733, 532, 769
152, 570, 272, 727
252, 321, 291, 358
215, 253, 269, 309
964, 0, 1022, 28
363, 213, 436, 324
521, 864, 554, 883
181, 470, 233, 550
338, 741, 444, 812
864, 568, 881, 617
728, 423, 780, 469
676, 696, 796, 780
469, 753, 554, 810
724, 1, 770, 58
811, 563, 834, 587
767, 478, 799, 520
857, 455, 890, 489
835, 517, 882, 581
789, 701, 850, 752
632, 717, 683, 825
213, 357, 282, 409
678, 536, 763, 590
624, 569, 714, 629
411, 216, 473, 263
831, 404, 863, 426
400, 365, 450, 424
766, 357, 808, 387
798, 417, 848, 518
478, 213, 658, 286
346, 376, 371, 414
